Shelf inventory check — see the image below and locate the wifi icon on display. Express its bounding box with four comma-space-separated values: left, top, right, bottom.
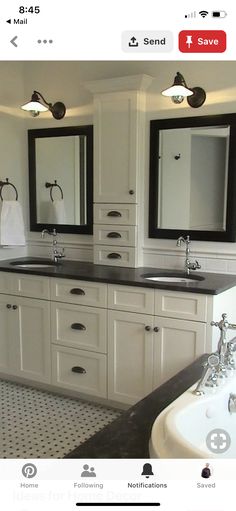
199, 10, 209, 18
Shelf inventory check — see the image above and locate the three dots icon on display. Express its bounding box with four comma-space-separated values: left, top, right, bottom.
37, 39, 53, 44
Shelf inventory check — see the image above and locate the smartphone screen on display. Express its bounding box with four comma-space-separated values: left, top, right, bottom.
0, 1, 234, 510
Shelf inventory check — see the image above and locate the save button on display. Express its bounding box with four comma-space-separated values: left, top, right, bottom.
179, 30, 226, 53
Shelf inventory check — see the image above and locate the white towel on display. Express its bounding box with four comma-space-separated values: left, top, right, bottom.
48, 199, 66, 224
0, 201, 26, 246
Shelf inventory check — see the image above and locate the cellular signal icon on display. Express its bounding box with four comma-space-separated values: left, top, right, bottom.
199, 10, 209, 18
185, 11, 196, 18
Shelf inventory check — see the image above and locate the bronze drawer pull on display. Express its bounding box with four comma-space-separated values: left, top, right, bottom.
107, 211, 122, 217
70, 288, 85, 295
107, 232, 122, 238
107, 253, 122, 259
71, 323, 86, 331
71, 366, 86, 374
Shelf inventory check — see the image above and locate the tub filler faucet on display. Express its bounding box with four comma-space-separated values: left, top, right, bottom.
211, 313, 236, 371
193, 353, 220, 396
193, 313, 236, 395
176, 235, 201, 275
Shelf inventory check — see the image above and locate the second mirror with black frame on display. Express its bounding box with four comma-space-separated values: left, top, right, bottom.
149, 113, 236, 242
28, 125, 93, 234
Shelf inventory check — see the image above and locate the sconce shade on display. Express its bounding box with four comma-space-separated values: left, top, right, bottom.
21, 91, 48, 113
162, 72, 206, 108
21, 90, 66, 119
162, 72, 193, 97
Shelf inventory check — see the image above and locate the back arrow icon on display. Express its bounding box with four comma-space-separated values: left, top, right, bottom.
10, 36, 18, 47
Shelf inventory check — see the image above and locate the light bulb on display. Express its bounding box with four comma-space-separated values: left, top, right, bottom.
171, 95, 185, 104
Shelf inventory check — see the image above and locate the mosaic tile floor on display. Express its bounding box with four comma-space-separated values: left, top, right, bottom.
0, 379, 121, 458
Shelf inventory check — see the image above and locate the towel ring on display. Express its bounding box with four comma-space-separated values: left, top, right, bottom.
45, 180, 64, 202
0, 178, 18, 201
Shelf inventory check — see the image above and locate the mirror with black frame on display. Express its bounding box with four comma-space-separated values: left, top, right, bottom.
149, 113, 236, 242
28, 125, 93, 234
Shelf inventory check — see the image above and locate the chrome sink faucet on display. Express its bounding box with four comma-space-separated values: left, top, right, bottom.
176, 235, 201, 274
41, 228, 65, 263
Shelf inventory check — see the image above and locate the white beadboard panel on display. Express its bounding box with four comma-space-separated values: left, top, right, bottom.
27, 240, 93, 262
226, 260, 236, 274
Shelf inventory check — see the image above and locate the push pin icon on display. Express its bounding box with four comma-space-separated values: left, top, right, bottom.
186, 35, 193, 48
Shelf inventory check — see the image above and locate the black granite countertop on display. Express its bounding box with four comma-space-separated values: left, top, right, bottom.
65, 355, 206, 459
0, 257, 236, 294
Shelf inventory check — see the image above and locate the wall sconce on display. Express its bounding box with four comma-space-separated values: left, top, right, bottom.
21, 90, 66, 119
162, 72, 206, 108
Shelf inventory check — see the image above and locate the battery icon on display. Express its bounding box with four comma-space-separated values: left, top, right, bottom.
212, 11, 227, 18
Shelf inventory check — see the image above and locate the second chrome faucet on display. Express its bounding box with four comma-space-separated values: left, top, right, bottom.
176, 235, 201, 274
41, 228, 65, 263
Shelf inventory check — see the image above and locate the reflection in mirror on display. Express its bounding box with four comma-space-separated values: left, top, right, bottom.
158, 126, 229, 231
28, 126, 93, 234
149, 114, 236, 242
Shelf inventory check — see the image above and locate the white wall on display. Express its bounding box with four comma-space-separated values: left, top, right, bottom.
1, 61, 236, 271
0, 62, 28, 260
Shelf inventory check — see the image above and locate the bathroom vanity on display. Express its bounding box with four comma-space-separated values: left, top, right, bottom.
0, 258, 236, 407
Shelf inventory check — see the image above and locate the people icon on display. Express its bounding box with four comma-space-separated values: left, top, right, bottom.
81, 464, 96, 477
201, 463, 211, 479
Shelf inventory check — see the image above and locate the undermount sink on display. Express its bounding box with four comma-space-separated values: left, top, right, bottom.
142, 273, 205, 284
10, 260, 58, 269
149, 374, 236, 459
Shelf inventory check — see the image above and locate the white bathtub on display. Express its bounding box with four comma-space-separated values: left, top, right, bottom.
149, 372, 236, 458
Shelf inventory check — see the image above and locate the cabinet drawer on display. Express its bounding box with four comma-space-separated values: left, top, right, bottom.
94, 245, 137, 268
51, 345, 107, 398
51, 302, 107, 353
94, 203, 137, 225
108, 284, 154, 314
94, 224, 137, 247
155, 290, 207, 322
50, 278, 107, 307
0, 271, 50, 299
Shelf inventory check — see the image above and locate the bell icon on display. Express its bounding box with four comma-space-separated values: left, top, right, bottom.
141, 463, 154, 478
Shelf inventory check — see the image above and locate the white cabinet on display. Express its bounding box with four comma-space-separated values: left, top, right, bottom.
108, 309, 206, 405
0, 293, 51, 383
87, 75, 152, 267
51, 302, 107, 353
51, 277, 108, 397
152, 317, 206, 388
52, 345, 107, 398
108, 310, 154, 405
0, 270, 235, 407
108, 284, 209, 405
93, 94, 140, 204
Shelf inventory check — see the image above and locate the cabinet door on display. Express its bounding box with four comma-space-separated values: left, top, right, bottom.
14, 297, 51, 383
108, 310, 154, 405
153, 316, 206, 388
94, 94, 139, 203
0, 295, 18, 374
